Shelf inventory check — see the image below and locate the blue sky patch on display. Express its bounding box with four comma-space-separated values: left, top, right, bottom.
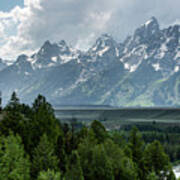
0, 0, 24, 12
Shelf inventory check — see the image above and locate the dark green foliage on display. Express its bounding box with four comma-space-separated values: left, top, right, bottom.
90, 120, 108, 143
0, 133, 30, 180
0, 111, 26, 136
78, 140, 114, 180
5, 91, 20, 111
0, 94, 176, 180
32, 95, 61, 142
31, 134, 59, 178
167, 170, 176, 180
122, 123, 180, 163
104, 139, 137, 180
146, 171, 158, 180
77, 130, 97, 179
128, 127, 147, 179
65, 151, 84, 180
56, 133, 67, 172
128, 127, 144, 164
91, 145, 114, 180
37, 169, 61, 180
26, 94, 62, 156
0, 92, 25, 137
144, 140, 173, 179
0, 91, 2, 111
33, 95, 54, 114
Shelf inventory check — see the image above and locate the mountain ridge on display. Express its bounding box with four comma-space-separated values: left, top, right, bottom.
1, 17, 180, 107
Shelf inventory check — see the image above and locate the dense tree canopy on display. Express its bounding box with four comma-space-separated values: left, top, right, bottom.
0, 93, 176, 180
0, 133, 30, 180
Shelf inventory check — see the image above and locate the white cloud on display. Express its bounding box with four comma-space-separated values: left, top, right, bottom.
0, 23, 5, 37
1, 0, 180, 60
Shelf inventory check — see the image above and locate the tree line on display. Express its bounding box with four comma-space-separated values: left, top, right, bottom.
0, 92, 177, 179
121, 123, 180, 163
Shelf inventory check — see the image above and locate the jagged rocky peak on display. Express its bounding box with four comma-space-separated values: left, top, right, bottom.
42, 40, 52, 48
96, 34, 116, 46
89, 33, 117, 54
144, 17, 159, 29
59, 40, 67, 47
164, 24, 180, 38
16, 54, 28, 64
134, 17, 160, 40
38, 40, 71, 57
58, 40, 70, 54
99, 33, 113, 40
36, 41, 57, 65
17, 54, 28, 59
30, 39, 75, 69
15, 54, 32, 68
39, 40, 59, 55
14, 54, 33, 73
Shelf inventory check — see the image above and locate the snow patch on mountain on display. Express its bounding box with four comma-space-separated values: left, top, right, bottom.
145, 19, 153, 26
51, 56, 58, 62
124, 63, 138, 72
130, 64, 138, 72
174, 50, 180, 60
98, 46, 110, 56
60, 54, 74, 63
174, 66, 179, 72
25, 72, 30, 76
2, 17, 180, 107
152, 63, 161, 71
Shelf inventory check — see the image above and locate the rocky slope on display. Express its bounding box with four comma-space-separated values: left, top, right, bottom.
1, 17, 180, 107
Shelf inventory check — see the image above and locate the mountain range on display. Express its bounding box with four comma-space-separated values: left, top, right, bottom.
1, 17, 180, 107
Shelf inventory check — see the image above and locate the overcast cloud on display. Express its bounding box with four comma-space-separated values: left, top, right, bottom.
0, 0, 180, 60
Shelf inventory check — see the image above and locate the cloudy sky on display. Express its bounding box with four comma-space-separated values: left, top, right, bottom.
0, 0, 180, 60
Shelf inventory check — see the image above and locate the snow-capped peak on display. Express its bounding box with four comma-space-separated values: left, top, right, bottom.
58, 40, 67, 47
12, 54, 34, 75
145, 17, 159, 28
89, 34, 117, 55
134, 17, 160, 40
15, 54, 28, 65
58, 40, 70, 54
25, 40, 82, 70
96, 34, 115, 46
38, 40, 60, 56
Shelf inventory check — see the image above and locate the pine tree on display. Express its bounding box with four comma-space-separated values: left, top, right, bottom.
30, 95, 61, 147
0, 106, 30, 139
78, 138, 114, 180
91, 144, 114, 180
104, 139, 137, 180
90, 120, 108, 143
56, 134, 67, 172
0, 92, 28, 137
31, 134, 59, 178
0, 133, 30, 180
128, 127, 144, 164
128, 127, 146, 179
65, 151, 84, 180
5, 91, 20, 111
144, 140, 173, 179
32, 94, 53, 114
